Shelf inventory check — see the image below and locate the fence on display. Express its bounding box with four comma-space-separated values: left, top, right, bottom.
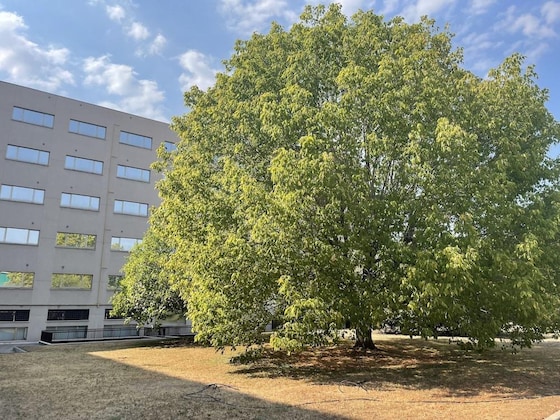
40, 324, 193, 343
144, 325, 193, 337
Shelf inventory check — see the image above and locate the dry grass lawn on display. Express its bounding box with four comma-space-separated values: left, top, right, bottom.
0, 335, 559, 419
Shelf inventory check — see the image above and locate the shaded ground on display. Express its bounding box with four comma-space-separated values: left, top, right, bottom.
233, 337, 560, 399
0, 336, 558, 419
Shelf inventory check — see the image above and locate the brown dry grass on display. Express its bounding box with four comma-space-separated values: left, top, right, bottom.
0, 335, 559, 419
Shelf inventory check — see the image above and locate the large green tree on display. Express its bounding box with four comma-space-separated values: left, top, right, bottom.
117, 4, 560, 350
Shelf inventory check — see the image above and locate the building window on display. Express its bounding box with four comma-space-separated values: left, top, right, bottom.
12, 106, 54, 128
114, 200, 148, 216
51, 273, 93, 289
104, 308, 123, 319
0, 227, 39, 245
119, 131, 152, 149
116, 165, 150, 183
47, 309, 89, 321
60, 193, 100, 211
164, 141, 177, 152
111, 237, 141, 252
0, 328, 27, 340
6, 145, 49, 165
103, 326, 139, 338
107, 275, 123, 290
0, 184, 45, 204
55, 232, 96, 249
64, 156, 103, 175
69, 119, 106, 139
0, 271, 34, 288
44, 325, 87, 340
0, 310, 30, 322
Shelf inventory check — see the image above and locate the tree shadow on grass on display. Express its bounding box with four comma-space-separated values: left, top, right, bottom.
0, 341, 345, 420
231, 337, 560, 399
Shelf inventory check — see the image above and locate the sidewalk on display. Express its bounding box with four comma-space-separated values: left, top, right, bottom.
545, 409, 560, 420
0, 344, 28, 353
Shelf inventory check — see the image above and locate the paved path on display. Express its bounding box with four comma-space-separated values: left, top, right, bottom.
0, 344, 27, 353
545, 409, 560, 420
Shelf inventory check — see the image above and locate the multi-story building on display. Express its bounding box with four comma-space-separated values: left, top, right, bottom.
0, 81, 183, 342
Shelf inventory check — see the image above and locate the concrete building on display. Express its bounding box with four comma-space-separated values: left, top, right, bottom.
0, 81, 183, 342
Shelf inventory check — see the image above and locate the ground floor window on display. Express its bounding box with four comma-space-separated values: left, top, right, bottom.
44, 326, 87, 340
0, 327, 27, 340
103, 325, 139, 338
0, 310, 30, 322
47, 309, 89, 321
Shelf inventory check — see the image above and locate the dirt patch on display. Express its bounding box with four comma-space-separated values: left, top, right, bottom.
0, 336, 559, 419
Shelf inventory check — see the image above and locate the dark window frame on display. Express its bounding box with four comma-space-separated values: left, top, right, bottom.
0, 310, 30, 322
47, 309, 89, 321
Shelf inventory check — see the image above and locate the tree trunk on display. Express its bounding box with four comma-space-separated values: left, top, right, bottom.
354, 326, 376, 350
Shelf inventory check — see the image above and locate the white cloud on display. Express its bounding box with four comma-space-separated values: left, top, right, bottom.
512, 13, 556, 38
471, 4, 560, 73
337, 0, 369, 15
542, 1, 560, 25
101, 3, 164, 56
135, 33, 167, 57
462, 31, 502, 53
499, 5, 557, 39
83, 55, 167, 120
83, 56, 134, 95
178, 50, 219, 91
306, 0, 375, 16
0, 8, 24, 31
148, 33, 167, 55
0, 10, 74, 91
100, 2, 155, 44
469, 0, 496, 15
127, 21, 150, 40
378, 0, 401, 16
400, 0, 456, 22
218, 0, 299, 34
106, 4, 125, 22
459, 31, 504, 76
524, 40, 552, 63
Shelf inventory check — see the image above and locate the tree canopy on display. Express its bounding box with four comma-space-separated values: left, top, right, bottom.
112, 4, 560, 351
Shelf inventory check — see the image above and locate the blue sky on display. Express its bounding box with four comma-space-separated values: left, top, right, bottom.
0, 0, 559, 154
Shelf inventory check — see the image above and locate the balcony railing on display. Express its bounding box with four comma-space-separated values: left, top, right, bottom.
143, 325, 193, 337
41, 326, 140, 343
40, 325, 193, 343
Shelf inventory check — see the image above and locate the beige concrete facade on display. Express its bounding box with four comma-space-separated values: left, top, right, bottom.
0, 81, 181, 341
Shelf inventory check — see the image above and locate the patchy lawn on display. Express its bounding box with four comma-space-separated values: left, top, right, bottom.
0, 335, 559, 419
